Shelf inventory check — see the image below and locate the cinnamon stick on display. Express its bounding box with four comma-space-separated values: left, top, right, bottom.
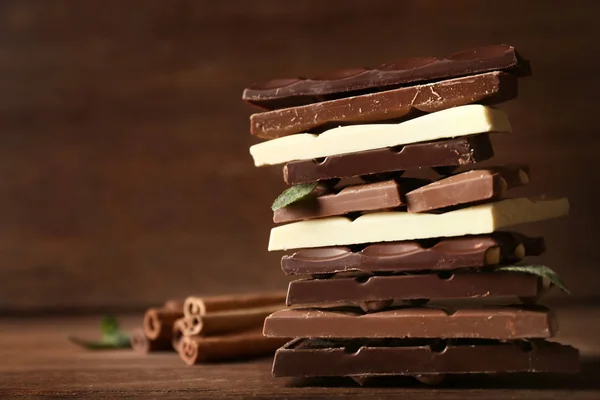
180, 317, 202, 336
197, 304, 283, 336
178, 329, 289, 365
143, 307, 184, 340
183, 291, 286, 318
130, 329, 172, 353
172, 318, 187, 351
164, 299, 185, 311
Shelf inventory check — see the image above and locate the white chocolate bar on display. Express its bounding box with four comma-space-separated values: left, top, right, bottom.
268, 197, 569, 251
250, 105, 511, 167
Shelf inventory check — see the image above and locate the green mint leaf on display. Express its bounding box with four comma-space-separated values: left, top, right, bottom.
272, 182, 319, 211
68, 335, 130, 350
69, 316, 131, 350
101, 315, 120, 336
495, 264, 571, 294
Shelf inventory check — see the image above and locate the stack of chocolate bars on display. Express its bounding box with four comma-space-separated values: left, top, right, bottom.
243, 45, 579, 384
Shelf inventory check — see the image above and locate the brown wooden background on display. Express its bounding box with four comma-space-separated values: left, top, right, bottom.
0, 0, 598, 312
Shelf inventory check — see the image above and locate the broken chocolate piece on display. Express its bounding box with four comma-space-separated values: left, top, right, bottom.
512, 232, 547, 256
280, 232, 544, 276
283, 134, 494, 185
263, 306, 557, 339
274, 178, 428, 224
250, 72, 517, 139
272, 338, 579, 378
405, 166, 530, 213
243, 44, 530, 109
285, 272, 541, 307
274, 166, 528, 223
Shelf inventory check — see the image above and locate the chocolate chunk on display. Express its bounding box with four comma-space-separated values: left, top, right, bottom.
274, 178, 429, 224
285, 272, 541, 307
243, 44, 530, 109
272, 338, 579, 378
274, 166, 528, 223
283, 134, 494, 185
264, 306, 557, 339
512, 232, 547, 256
250, 72, 517, 139
405, 166, 530, 213
432, 166, 460, 176
281, 232, 545, 276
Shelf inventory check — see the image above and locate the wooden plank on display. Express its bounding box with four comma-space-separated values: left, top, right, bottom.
0, 306, 597, 398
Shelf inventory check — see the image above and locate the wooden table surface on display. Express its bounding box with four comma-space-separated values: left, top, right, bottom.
1, 305, 599, 399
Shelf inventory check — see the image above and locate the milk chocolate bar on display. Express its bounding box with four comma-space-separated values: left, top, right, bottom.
272, 338, 579, 378
281, 232, 545, 276
268, 197, 569, 251
264, 306, 557, 339
283, 134, 494, 185
251, 105, 509, 167
273, 178, 427, 224
274, 166, 528, 223
243, 44, 530, 109
250, 72, 517, 139
405, 166, 529, 213
286, 272, 541, 307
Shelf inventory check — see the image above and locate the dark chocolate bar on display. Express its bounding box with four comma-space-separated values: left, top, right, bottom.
510, 232, 547, 255
405, 166, 529, 213
283, 134, 494, 185
272, 338, 579, 378
273, 178, 428, 224
251, 72, 517, 139
281, 232, 545, 277
286, 272, 541, 307
243, 44, 530, 109
263, 306, 557, 339
274, 166, 527, 223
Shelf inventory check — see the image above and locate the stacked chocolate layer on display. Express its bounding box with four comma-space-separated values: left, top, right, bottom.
244, 45, 579, 384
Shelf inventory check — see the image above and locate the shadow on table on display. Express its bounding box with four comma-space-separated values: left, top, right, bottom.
287, 356, 600, 390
